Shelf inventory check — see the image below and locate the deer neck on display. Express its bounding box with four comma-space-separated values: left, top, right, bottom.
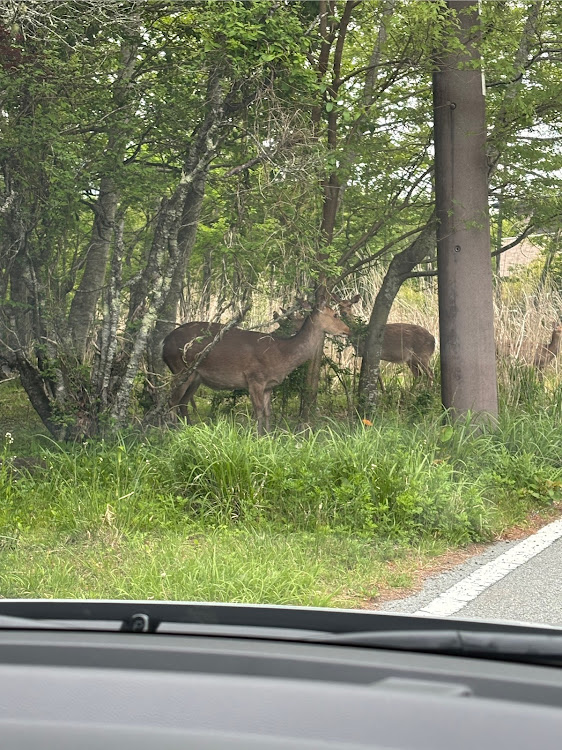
550, 331, 562, 354
276, 311, 324, 368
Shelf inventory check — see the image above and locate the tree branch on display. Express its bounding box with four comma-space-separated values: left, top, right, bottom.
491, 222, 535, 257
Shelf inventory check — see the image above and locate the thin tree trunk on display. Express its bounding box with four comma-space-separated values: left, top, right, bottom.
300, 1, 356, 425
93, 212, 125, 407
358, 220, 436, 413
487, 1, 542, 175
111, 67, 230, 424
68, 40, 137, 358
149, 172, 208, 369
69, 175, 119, 357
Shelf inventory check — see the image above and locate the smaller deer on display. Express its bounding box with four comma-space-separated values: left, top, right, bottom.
272, 308, 307, 337
534, 321, 562, 372
332, 294, 436, 386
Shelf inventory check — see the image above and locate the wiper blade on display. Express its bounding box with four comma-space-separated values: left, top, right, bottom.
0, 614, 119, 631
316, 629, 562, 665
0, 599, 560, 652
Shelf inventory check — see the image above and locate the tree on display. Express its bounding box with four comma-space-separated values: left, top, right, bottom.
0, 0, 314, 438
2, 1, 561, 435
433, 0, 498, 419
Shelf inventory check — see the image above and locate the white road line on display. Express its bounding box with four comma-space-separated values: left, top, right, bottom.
414, 518, 562, 617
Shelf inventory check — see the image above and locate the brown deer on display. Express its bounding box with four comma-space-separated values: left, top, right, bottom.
272, 307, 308, 337
162, 304, 350, 434
332, 294, 436, 385
273, 302, 386, 394
497, 321, 562, 376
534, 322, 562, 371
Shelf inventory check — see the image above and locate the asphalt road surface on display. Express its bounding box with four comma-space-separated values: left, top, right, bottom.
379, 519, 562, 627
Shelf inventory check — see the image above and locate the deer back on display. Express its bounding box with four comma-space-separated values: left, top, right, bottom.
333, 295, 435, 366
162, 322, 228, 375
382, 323, 436, 364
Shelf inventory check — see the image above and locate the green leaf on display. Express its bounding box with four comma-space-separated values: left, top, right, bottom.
439, 426, 455, 444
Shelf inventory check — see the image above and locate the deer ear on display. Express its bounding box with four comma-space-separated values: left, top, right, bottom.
330, 292, 341, 303
351, 294, 361, 304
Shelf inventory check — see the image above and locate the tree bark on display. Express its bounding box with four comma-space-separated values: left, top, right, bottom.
358, 220, 436, 413
68, 40, 137, 359
433, 1, 498, 420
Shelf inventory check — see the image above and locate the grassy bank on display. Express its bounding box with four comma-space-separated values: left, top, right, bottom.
1, 406, 561, 605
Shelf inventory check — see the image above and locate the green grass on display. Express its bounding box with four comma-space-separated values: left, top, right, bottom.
0, 528, 427, 606
1, 386, 562, 604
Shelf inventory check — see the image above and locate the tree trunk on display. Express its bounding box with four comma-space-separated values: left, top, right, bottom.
433, 1, 498, 420
300, 1, 356, 426
112, 67, 231, 425
68, 175, 118, 357
358, 220, 436, 413
68, 40, 138, 359
149, 171, 208, 369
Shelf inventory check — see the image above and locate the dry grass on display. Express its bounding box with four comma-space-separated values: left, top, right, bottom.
494, 285, 562, 366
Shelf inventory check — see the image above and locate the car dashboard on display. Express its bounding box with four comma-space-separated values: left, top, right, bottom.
1, 600, 562, 749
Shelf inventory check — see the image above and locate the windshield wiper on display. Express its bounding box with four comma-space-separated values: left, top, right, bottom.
1, 600, 561, 667
0, 614, 119, 631
315, 629, 562, 666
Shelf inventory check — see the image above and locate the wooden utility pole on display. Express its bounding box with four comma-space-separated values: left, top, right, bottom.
433, 0, 498, 419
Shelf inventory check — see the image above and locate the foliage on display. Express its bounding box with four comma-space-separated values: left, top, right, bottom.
2, 407, 561, 546
0, 0, 561, 434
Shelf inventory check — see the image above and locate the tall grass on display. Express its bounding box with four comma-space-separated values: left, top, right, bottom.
2, 405, 561, 603
2, 409, 561, 544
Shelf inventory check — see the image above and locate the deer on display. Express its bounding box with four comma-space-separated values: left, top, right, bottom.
164, 304, 311, 421
272, 307, 309, 337
534, 321, 562, 372
496, 321, 562, 376
331, 294, 436, 387
162, 303, 350, 434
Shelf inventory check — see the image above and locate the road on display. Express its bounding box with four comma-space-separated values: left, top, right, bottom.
379, 519, 562, 627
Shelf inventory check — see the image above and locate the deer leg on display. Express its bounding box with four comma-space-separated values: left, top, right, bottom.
378, 374, 385, 393
181, 376, 202, 421
189, 396, 199, 418
263, 390, 273, 433
408, 360, 422, 379
170, 379, 191, 421
170, 372, 200, 422
410, 357, 434, 383
247, 380, 266, 435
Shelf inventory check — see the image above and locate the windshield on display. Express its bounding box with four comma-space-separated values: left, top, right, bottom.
0, 0, 561, 632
